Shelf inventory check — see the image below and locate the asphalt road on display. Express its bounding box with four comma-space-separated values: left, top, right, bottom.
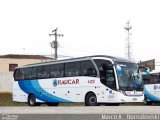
0, 106, 160, 114
1, 106, 160, 120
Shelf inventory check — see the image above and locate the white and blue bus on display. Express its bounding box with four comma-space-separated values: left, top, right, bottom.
13, 55, 147, 106
143, 70, 160, 105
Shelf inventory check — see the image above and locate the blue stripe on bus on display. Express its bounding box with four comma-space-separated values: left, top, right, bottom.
144, 86, 160, 101
18, 80, 71, 103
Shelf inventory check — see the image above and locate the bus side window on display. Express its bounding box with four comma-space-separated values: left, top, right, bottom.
65, 62, 81, 77
50, 64, 56, 78
14, 68, 24, 81
23, 67, 32, 80
43, 65, 50, 78
94, 59, 116, 89
106, 69, 116, 89
80, 60, 97, 77
36, 65, 50, 79
31, 67, 37, 79
158, 73, 160, 83
50, 64, 64, 78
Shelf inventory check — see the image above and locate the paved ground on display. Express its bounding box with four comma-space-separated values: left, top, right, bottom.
0, 106, 160, 114
1, 106, 160, 120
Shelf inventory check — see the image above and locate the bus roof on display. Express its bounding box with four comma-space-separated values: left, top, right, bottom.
16, 55, 134, 68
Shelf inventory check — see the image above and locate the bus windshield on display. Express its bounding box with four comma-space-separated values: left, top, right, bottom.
116, 62, 143, 91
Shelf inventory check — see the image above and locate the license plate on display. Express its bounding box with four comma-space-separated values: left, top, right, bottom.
133, 98, 137, 101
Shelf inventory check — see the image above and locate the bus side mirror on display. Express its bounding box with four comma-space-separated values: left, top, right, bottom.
116, 65, 122, 76
139, 66, 150, 76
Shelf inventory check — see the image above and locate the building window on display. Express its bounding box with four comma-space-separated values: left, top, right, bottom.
9, 64, 18, 72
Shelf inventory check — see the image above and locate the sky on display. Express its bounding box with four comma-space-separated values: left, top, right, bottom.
0, 0, 160, 64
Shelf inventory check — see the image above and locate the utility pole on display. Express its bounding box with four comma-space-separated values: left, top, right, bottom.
49, 28, 63, 60
124, 21, 133, 60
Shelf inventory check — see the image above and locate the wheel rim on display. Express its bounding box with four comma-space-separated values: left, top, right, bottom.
29, 96, 35, 105
89, 96, 96, 105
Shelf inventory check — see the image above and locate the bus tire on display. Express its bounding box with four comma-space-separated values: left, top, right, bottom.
144, 97, 152, 105
28, 94, 39, 106
85, 92, 98, 106
46, 103, 59, 106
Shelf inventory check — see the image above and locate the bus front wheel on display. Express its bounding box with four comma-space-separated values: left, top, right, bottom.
28, 94, 39, 106
85, 93, 98, 106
